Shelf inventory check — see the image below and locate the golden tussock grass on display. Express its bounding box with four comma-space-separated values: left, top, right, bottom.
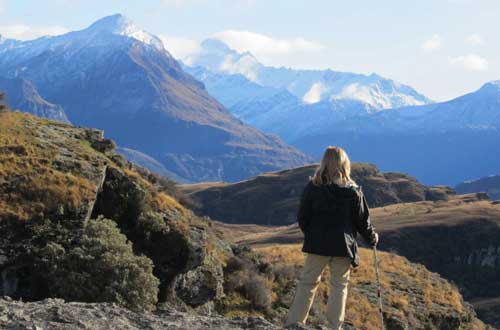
0, 112, 98, 220
255, 244, 470, 330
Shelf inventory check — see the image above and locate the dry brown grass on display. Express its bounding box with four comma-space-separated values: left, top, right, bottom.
148, 191, 188, 216
0, 112, 98, 220
255, 244, 469, 330
0, 111, 191, 222
211, 193, 500, 248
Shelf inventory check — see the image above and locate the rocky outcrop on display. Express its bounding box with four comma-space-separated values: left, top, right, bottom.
182, 163, 453, 225
0, 111, 228, 310
0, 297, 279, 330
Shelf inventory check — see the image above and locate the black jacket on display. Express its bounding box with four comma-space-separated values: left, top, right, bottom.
298, 180, 377, 267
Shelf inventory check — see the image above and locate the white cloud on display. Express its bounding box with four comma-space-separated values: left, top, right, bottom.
449, 54, 488, 71
421, 34, 442, 52
159, 35, 200, 61
0, 24, 69, 40
465, 34, 484, 46
212, 30, 324, 61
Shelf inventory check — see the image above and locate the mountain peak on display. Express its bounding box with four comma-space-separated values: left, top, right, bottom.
200, 38, 233, 54
477, 80, 500, 96
85, 14, 164, 49
87, 14, 133, 34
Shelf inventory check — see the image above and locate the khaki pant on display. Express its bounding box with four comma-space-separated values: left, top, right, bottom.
285, 253, 351, 329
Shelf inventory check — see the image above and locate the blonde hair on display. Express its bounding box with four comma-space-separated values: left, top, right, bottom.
311, 146, 357, 187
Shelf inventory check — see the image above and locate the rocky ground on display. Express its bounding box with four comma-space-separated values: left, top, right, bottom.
0, 297, 279, 330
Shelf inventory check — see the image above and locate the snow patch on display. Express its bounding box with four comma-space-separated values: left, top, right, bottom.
303, 82, 325, 104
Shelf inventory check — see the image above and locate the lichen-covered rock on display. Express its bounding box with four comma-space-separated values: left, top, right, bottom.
174, 252, 225, 307
0, 298, 280, 330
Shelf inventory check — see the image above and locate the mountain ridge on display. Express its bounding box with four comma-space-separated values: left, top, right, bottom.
185, 37, 432, 110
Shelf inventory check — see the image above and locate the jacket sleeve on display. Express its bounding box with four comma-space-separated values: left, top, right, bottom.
297, 182, 312, 233
353, 187, 378, 246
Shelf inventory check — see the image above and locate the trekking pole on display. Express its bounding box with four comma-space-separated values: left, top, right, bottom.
373, 245, 385, 330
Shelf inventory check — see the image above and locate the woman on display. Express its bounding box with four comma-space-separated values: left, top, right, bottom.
285, 146, 378, 329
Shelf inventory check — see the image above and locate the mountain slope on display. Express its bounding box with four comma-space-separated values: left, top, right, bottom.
186, 38, 432, 110
0, 76, 69, 123
0, 14, 309, 182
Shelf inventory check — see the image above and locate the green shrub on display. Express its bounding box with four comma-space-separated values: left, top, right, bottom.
33, 218, 160, 311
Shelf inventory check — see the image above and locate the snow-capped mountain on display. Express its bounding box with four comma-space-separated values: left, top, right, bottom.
185, 38, 432, 110
372, 80, 500, 133
228, 89, 375, 141
290, 80, 500, 186
0, 14, 310, 182
0, 14, 164, 64
182, 64, 281, 109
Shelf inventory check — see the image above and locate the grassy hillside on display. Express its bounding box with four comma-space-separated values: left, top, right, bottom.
182, 163, 453, 225
217, 243, 488, 330
0, 111, 105, 221
212, 193, 500, 327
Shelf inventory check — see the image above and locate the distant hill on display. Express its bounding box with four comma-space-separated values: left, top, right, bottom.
0, 14, 309, 183
456, 175, 500, 201
181, 163, 453, 225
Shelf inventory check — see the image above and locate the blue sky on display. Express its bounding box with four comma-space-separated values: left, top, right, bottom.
1, 0, 499, 101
